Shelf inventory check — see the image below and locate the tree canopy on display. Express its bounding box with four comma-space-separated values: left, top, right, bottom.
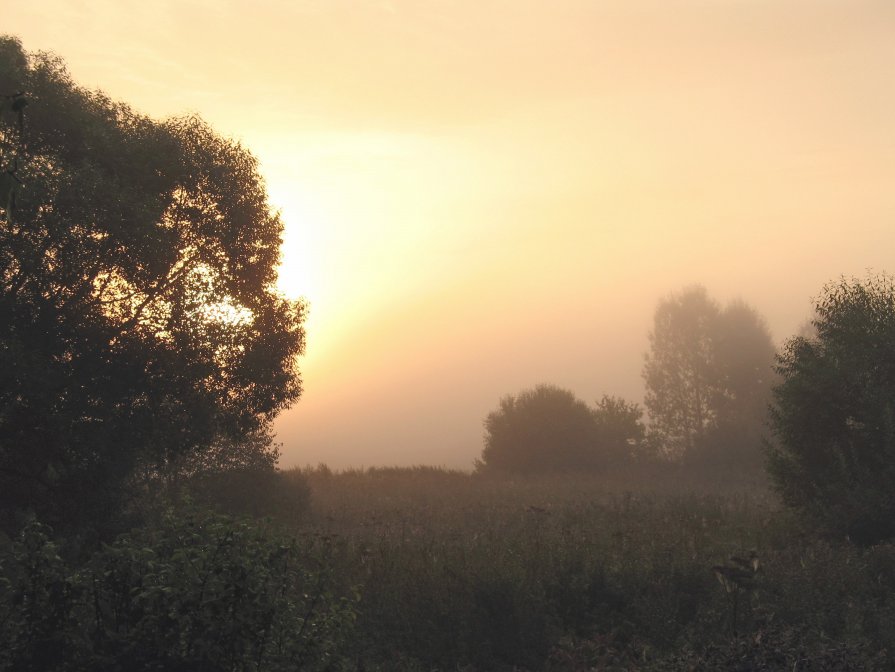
477, 385, 644, 474
768, 274, 895, 544
0, 37, 305, 531
478, 385, 597, 474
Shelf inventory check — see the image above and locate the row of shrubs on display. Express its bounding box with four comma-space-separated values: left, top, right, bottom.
0, 506, 356, 672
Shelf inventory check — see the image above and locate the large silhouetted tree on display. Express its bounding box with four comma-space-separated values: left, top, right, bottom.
643, 286, 774, 464
0, 37, 305, 531
768, 274, 895, 544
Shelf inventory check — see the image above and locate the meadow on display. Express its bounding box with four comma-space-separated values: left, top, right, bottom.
282, 465, 893, 671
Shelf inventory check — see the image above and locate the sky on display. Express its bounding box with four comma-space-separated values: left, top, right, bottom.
7, 1, 895, 469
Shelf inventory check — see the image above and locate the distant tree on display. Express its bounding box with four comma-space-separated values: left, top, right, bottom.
711, 300, 777, 429
477, 385, 599, 474
592, 395, 646, 464
643, 287, 720, 456
0, 37, 305, 532
643, 286, 775, 462
768, 274, 895, 544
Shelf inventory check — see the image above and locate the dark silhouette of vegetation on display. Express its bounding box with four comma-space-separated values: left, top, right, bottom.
188, 465, 312, 520
769, 273, 895, 544
0, 36, 304, 534
0, 510, 356, 672
289, 466, 895, 671
643, 286, 775, 471
477, 385, 644, 474
3, 32, 892, 672
592, 394, 647, 464
478, 385, 597, 473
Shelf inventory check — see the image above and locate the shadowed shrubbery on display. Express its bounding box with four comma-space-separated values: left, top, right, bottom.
769, 274, 895, 544
0, 509, 356, 672
477, 385, 645, 474
188, 467, 312, 521
287, 467, 895, 671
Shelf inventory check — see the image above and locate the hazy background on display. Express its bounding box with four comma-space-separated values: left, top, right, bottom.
8, 0, 895, 469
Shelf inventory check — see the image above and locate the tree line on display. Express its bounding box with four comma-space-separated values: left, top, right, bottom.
479, 277, 895, 544
478, 286, 775, 477
3, 28, 895, 560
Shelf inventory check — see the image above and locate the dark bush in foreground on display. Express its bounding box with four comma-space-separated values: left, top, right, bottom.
0, 510, 356, 672
769, 274, 895, 544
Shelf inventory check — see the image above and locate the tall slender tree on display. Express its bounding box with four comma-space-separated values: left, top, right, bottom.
643, 286, 719, 456
643, 286, 774, 461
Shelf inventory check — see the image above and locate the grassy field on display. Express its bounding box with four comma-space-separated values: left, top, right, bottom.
280, 466, 894, 671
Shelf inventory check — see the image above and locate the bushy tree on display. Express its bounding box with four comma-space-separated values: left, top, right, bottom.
643, 286, 775, 463
768, 274, 895, 544
592, 395, 646, 464
0, 37, 304, 532
477, 386, 645, 473
478, 385, 599, 474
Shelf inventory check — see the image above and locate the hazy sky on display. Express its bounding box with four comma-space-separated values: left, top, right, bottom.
8, 1, 895, 469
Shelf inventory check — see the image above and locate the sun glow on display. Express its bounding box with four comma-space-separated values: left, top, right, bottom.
13, 0, 891, 470
267, 185, 324, 304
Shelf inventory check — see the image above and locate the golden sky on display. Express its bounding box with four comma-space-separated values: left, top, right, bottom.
8, 1, 895, 468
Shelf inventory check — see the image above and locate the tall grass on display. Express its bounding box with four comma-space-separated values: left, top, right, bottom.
278, 465, 892, 671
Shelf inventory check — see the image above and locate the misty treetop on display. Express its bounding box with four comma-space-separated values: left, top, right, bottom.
0, 36, 305, 532
643, 286, 776, 468
478, 288, 776, 477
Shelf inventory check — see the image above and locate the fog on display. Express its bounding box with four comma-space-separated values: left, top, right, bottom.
10, 0, 895, 470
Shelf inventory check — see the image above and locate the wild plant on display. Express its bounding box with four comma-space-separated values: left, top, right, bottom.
712, 550, 760, 637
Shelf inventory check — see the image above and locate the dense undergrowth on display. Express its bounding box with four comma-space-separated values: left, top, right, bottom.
2, 466, 892, 671
293, 466, 892, 671
0, 505, 356, 672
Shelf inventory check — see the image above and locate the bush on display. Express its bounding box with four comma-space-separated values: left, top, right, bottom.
768, 274, 895, 544
0, 511, 356, 672
478, 385, 600, 474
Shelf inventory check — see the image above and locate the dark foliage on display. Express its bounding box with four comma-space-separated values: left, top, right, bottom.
0, 510, 356, 672
478, 386, 647, 474
292, 468, 895, 671
0, 37, 304, 534
188, 467, 312, 521
478, 385, 600, 473
592, 394, 647, 465
768, 274, 895, 544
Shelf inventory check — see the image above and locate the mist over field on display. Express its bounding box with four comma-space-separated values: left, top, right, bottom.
4, 3, 895, 671
8, 0, 895, 470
